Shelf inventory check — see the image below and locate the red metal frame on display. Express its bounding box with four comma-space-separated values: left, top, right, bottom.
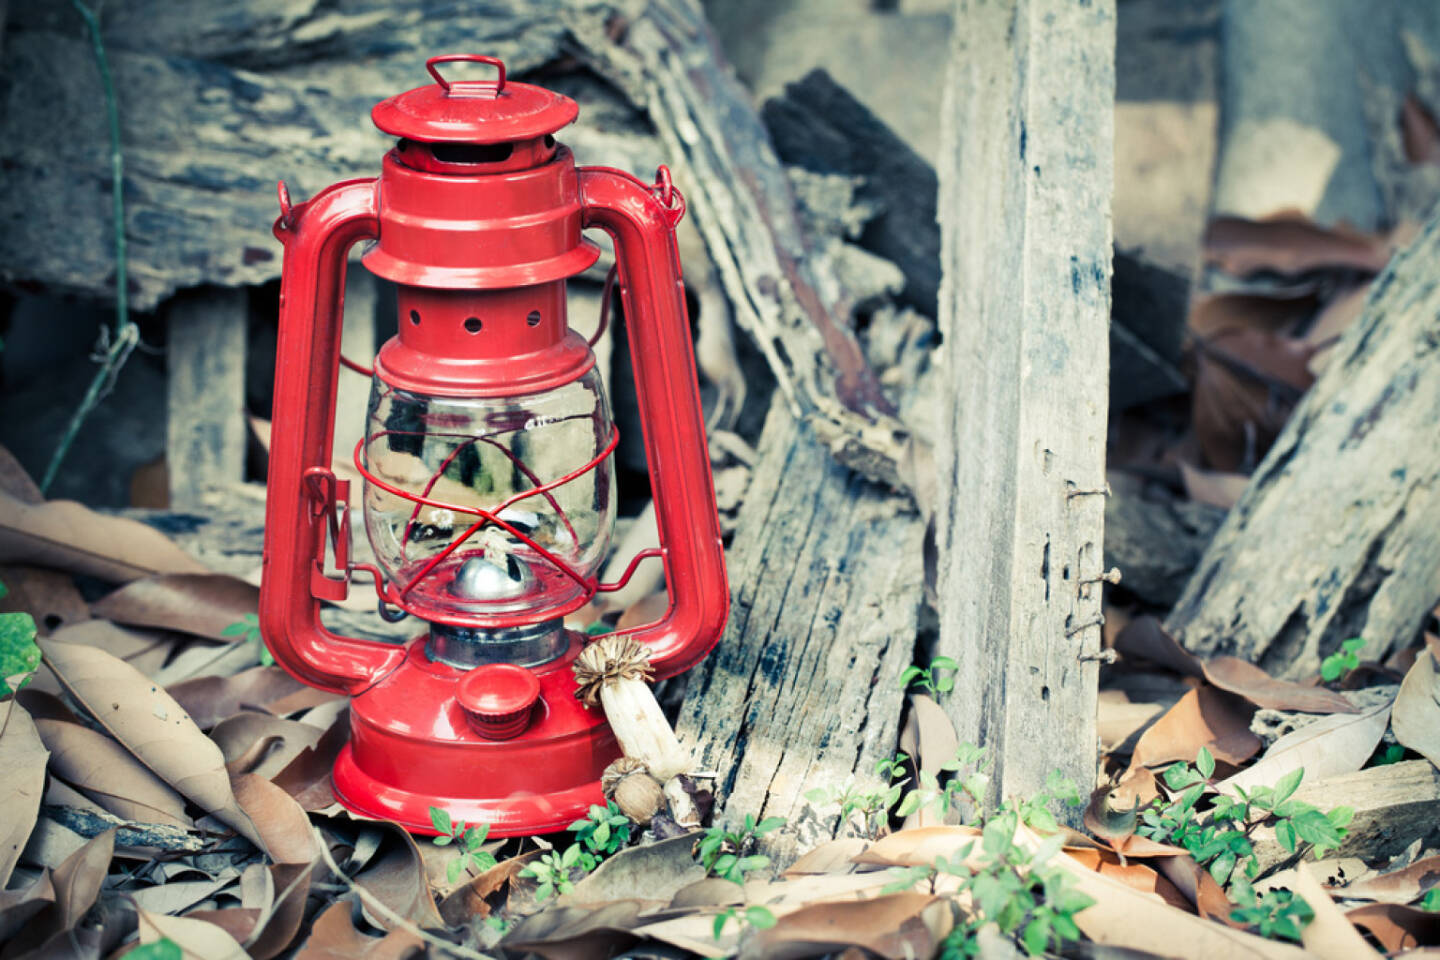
259, 55, 728, 835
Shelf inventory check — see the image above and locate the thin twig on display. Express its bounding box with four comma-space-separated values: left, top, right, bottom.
43, 0, 139, 493
311, 826, 495, 960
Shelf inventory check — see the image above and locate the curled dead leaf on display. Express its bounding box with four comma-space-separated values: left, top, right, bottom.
39, 638, 263, 849
91, 572, 259, 641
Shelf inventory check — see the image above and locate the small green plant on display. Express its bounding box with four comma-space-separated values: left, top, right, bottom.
1320, 637, 1366, 683
483, 914, 513, 936
696, 813, 784, 883
221, 613, 273, 667
1370, 743, 1407, 766
569, 801, 632, 857
429, 807, 499, 885
888, 818, 1093, 957
519, 844, 595, 901
1421, 887, 1440, 912
1139, 749, 1353, 889
804, 778, 902, 839
711, 904, 777, 940
1229, 883, 1314, 942
895, 742, 990, 824
875, 751, 911, 781
900, 656, 958, 694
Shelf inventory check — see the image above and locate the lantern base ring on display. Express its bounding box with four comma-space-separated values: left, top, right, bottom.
426, 617, 567, 669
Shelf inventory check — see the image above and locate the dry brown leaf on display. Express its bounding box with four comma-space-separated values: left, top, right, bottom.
0, 490, 208, 583
246, 861, 317, 960
212, 713, 324, 780
0, 445, 41, 502
271, 715, 347, 811
293, 901, 424, 960
1305, 283, 1371, 377
354, 823, 446, 931
1178, 462, 1249, 510
906, 693, 959, 779
0, 564, 89, 636
1157, 854, 1236, 924
34, 717, 190, 827
0, 700, 49, 887
231, 773, 317, 864
1063, 847, 1191, 911
91, 573, 259, 641
46, 618, 179, 676
1098, 689, 1169, 754
1188, 292, 1318, 472
1112, 616, 1204, 677
1274, 861, 1386, 960
39, 638, 263, 848
1128, 686, 1260, 771
784, 838, 870, 876
1347, 902, 1440, 953
167, 665, 313, 729
1403, 94, 1440, 166
1330, 854, 1440, 904
139, 908, 249, 959
1204, 214, 1392, 278
1203, 656, 1357, 714
749, 891, 951, 960
1221, 697, 1392, 795
1038, 829, 1313, 958
0, 871, 55, 943
439, 851, 539, 926
1393, 648, 1440, 769
852, 825, 981, 867
1, 828, 116, 958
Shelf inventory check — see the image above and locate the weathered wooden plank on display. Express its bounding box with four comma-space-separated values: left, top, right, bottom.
1167, 212, 1440, 676
932, 0, 1114, 810
334, 267, 377, 469
165, 287, 248, 512
675, 402, 920, 858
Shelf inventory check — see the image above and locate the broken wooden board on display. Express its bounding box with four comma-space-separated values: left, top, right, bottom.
674, 401, 921, 861
1167, 212, 1440, 677
931, 0, 1115, 811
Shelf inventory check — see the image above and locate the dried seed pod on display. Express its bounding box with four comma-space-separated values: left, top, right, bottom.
574, 635, 690, 780
612, 770, 666, 825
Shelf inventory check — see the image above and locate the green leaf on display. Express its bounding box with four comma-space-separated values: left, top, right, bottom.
220, 621, 251, 637
536, 881, 554, 901
429, 807, 453, 836
1320, 656, 1345, 683
713, 912, 731, 940
0, 611, 39, 696
755, 816, 786, 836
561, 844, 581, 867
804, 787, 830, 804
475, 852, 497, 872
1275, 818, 1297, 854
932, 656, 958, 670
1420, 888, 1440, 912
935, 675, 955, 693
1341, 637, 1365, 656
746, 906, 777, 930
1273, 767, 1304, 805
127, 940, 183, 960
738, 855, 771, 874
1196, 747, 1215, 779
1021, 916, 1050, 957
713, 854, 737, 878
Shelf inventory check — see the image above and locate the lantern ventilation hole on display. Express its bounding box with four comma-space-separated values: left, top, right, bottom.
464, 316, 483, 333
409, 310, 421, 325
526, 310, 541, 327
431, 142, 515, 165
543, 134, 555, 148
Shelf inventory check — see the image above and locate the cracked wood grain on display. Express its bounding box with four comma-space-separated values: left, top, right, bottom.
931, 0, 1114, 814
674, 402, 921, 861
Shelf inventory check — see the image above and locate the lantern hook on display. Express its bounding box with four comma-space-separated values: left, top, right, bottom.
276, 181, 295, 231
426, 54, 506, 99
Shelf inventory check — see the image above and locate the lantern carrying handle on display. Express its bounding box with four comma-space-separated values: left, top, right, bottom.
260, 177, 407, 696
579, 166, 729, 681
426, 54, 506, 99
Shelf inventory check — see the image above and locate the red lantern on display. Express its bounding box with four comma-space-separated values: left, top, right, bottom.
259, 55, 728, 835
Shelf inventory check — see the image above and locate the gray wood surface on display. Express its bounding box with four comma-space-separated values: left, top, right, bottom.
1167, 212, 1440, 677
165, 287, 248, 512
675, 402, 921, 858
931, 0, 1114, 810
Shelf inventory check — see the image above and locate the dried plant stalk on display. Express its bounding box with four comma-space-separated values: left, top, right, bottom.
574, 635, 689, 781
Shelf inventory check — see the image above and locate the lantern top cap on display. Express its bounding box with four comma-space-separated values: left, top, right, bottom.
371, 54, 579, 145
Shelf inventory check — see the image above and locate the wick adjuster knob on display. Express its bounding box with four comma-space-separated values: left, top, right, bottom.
457, 664, 541, 740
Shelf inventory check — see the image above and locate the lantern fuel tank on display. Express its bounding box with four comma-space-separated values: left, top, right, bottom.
258, 55, 728, 835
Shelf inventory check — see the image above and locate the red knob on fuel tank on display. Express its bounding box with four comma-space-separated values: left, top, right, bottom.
456, 664, 541, 740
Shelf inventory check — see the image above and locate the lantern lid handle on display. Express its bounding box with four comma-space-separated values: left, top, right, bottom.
426, 54, 506, 99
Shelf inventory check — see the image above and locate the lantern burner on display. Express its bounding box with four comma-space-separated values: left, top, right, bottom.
426, 617, 567, 669
447, 554, 534, 602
